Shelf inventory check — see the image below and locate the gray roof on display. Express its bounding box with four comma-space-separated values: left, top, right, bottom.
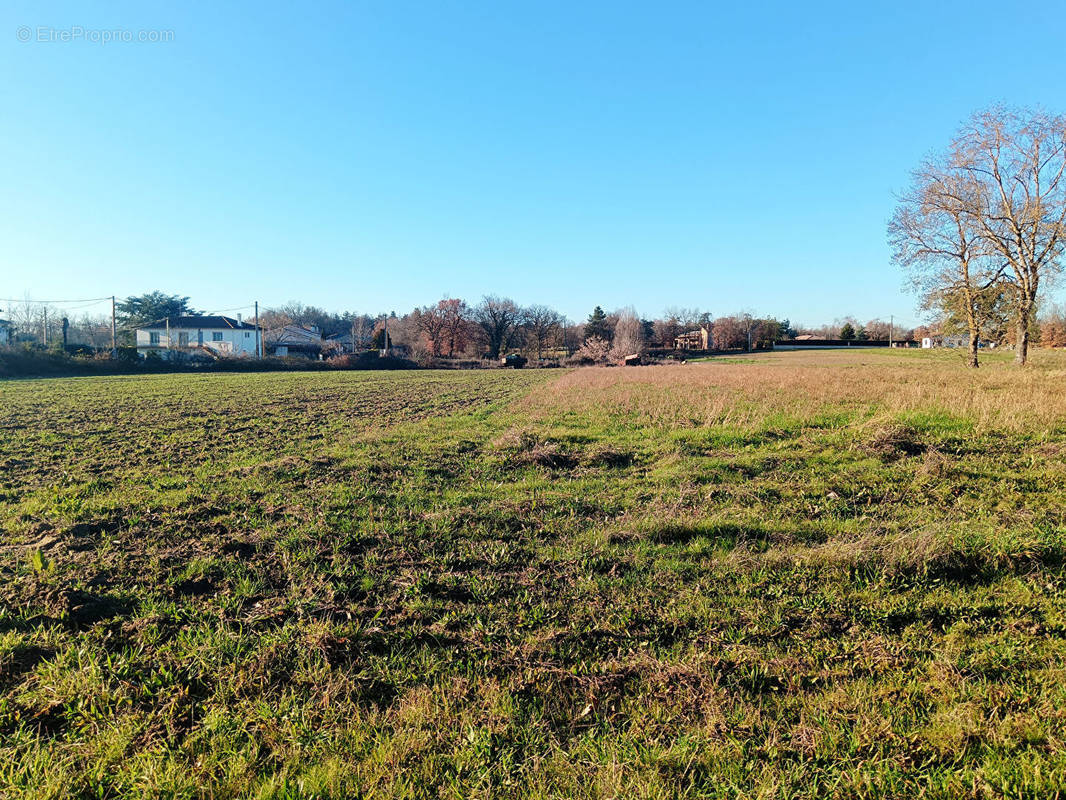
140, 315, 257, 331
266, 323, 322, 344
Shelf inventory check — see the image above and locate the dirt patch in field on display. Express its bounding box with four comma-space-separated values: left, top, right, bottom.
0, 644, 55, 691
862, 423, 927, 460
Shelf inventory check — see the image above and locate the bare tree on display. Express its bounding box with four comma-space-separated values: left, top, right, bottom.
889, 157, 1004, 367
1041, 302, 1066, 347
561, 320, 583, 355
439, 298, 473, 357
523, 304, 565, 360
8, 301, 50, 345
712, 313, 785, 350
68, 314, 113, 348
863, 319, 894, 341
346, 314, 375, 352
656, 307, 713, 348
473, 295, 524, 358
411, 302, 450, 357
258, 308, 295, 335
609, 307, 644, 362
952, 106, 1066, 364
664, 307, 710, 328
652, 315, 682, 349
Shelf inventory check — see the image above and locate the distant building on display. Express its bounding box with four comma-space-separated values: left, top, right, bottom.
325, 332, 356, 353
327, 328, 377, 354
0, 319, 12, 346
674, 326, 710, 350
136, 316, 260, 359
922, 335, 969, 349
266, 323, 323, 358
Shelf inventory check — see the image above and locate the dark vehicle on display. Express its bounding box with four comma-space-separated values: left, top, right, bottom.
500, 353, 528, 369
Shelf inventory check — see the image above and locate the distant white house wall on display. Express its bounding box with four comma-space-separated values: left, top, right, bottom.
0, 320, 12, 346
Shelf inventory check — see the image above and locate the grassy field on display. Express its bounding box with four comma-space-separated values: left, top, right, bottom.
3, 350, 1066, 798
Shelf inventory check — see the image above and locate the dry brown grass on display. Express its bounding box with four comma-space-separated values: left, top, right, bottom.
516, 349, 1066, 433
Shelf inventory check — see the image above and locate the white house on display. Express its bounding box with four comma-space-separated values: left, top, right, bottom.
0, 319, 12, 346
136, 315, 261, 359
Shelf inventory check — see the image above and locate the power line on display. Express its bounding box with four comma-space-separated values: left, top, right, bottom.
0, 296, 112, 304
54, 299, 114, 312
2, 298, 251, 315
201, 304, 255, 316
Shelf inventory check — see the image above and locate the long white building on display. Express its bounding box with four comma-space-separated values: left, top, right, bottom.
136, 315, 261, 359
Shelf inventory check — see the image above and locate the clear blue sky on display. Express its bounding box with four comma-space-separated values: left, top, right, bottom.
3, 1, 1065, 328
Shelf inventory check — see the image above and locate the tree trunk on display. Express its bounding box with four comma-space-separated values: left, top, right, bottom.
1015, 310, 1030, 365
968, 330, 979, 368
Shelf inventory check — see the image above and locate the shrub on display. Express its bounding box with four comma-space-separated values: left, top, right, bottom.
567, 336, 611, 365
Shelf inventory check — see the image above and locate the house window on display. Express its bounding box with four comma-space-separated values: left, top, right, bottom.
244, 331, 250, 338
149, 331, 160, 345
212, 332, 224, 342
178, 332, 189, 347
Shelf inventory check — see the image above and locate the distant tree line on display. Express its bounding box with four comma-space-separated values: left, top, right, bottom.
0, 290, 947, 364
28, 289, 1066, 362
15, 269, 1066, 365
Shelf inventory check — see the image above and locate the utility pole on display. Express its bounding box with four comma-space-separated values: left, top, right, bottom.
889, 315, 894, 348
111, 296, 117, 356
42, 306, 47, 346
254, 301, 261, 358
381, 314, 389, 357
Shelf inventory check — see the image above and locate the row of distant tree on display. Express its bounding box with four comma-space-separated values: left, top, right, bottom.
5, 290, 925, 364
10, 284, 1066, 363
8, 283, 1054, 363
